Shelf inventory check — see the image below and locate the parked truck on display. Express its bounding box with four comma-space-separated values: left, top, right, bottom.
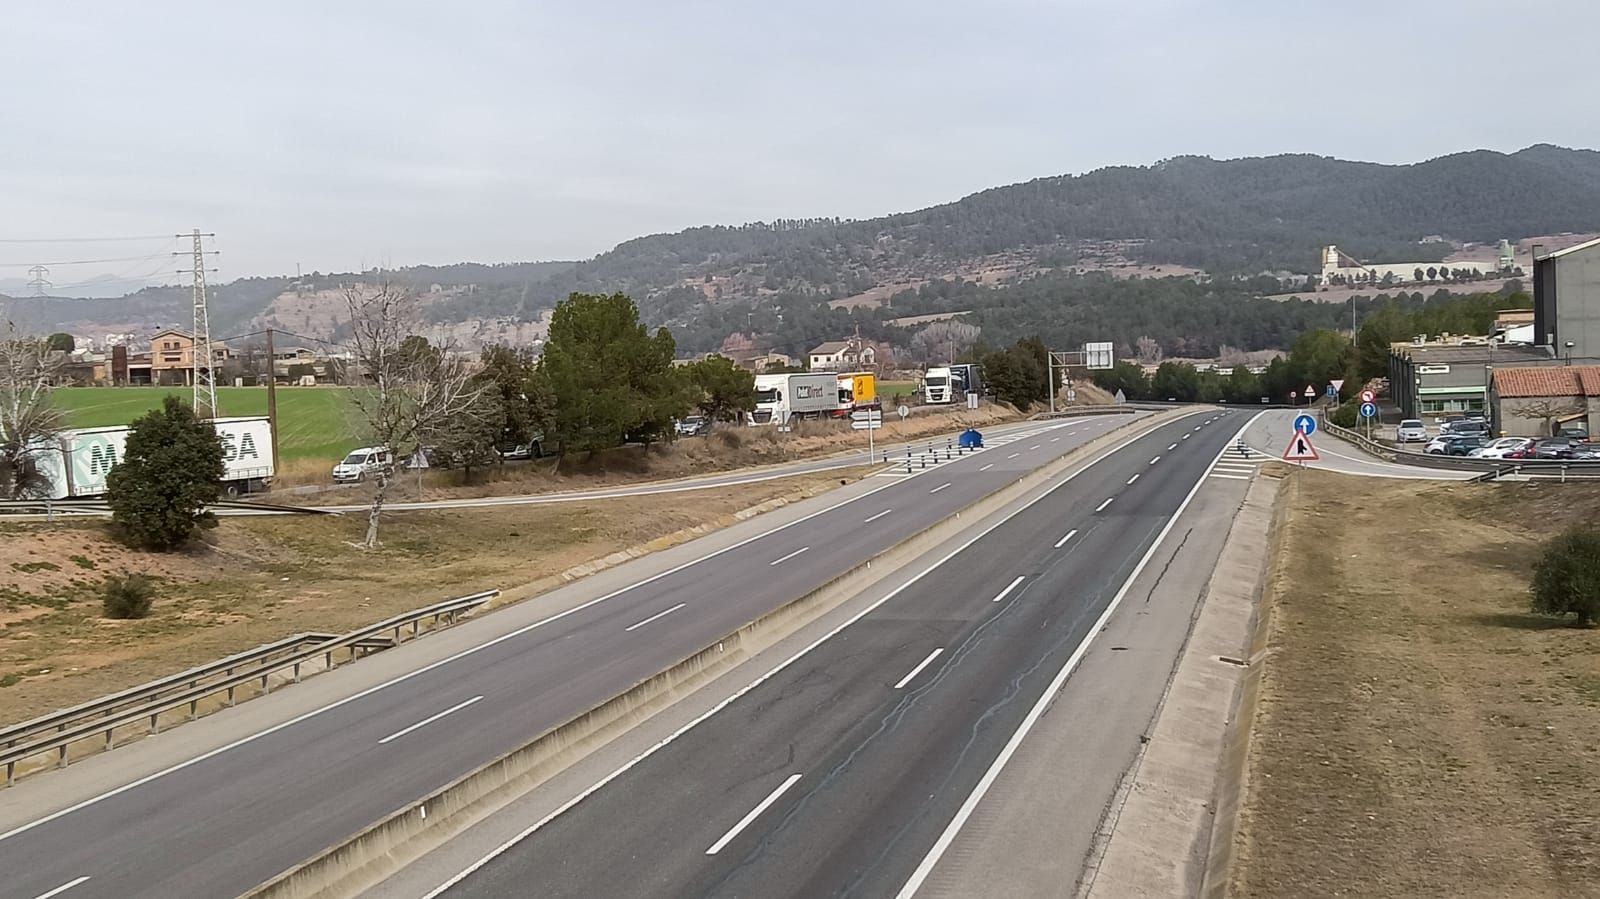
923, 363, 983, 405
750, 372, 838, 425
33, 416, 276, 499
832, 371, 880, 417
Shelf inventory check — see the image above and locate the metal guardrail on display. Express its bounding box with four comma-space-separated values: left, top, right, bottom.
0, 497, 332, 517
1319, 419, 1600, 479
1, 589, 498, 786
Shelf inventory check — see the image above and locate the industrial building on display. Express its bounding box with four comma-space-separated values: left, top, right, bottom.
1488, 366, 1600, 438
1388, 339, 1556, 419
1533, 236, 1600, 362
1321, 243, 1509, 285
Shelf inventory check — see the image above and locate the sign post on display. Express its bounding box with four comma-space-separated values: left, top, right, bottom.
852, 408, 883, 462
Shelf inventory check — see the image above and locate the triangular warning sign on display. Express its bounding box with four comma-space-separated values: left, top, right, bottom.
1282, 432, 1320, 461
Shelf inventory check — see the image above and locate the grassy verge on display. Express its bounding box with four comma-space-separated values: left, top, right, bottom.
1229, 472, 1600, 898
0, 467, 866, 726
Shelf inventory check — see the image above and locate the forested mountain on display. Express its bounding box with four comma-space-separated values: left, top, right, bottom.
7, 145, 1596, 358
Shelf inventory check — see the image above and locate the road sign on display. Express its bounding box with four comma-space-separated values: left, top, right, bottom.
1282, 431, 1321, 462
1293, 414, 1317, 435
1331, 379, 1345, 393
1114, 389, 1127, 405
850, 409, 882, 422
1360, 402, 1377, 418
1067, 388, 1076, 403
1326, 385, 1338, 399
851, 419, 882, 430
1359, 388, 1376, 404
897, 405, 909, 420
1304, 384, 1315, 399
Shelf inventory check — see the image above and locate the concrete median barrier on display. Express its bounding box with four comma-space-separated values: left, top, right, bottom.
241, 408, 1201, 899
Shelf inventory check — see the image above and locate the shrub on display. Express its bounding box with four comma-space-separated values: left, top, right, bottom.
105, 396, 226, 551
102, 573, 155, 620
1530, 527, 1600, 626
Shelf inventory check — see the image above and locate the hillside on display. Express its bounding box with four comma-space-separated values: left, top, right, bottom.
6, 144, 1598, 354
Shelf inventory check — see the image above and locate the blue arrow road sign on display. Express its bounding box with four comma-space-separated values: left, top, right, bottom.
1360, 402, 1378, 418
1293, 414, 1316, 435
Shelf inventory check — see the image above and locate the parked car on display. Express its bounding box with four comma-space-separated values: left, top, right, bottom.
1440, 419, 1491, 437
1426, 434, 1484, 456
1556, 425, 1591, 440
1396, 419, 1428, 443
1573, 444, 1600, 461
332, 446, 394, 483
675, 414, 712, 437
1468, 437, 1534, 459
1532, 436, 1585, 460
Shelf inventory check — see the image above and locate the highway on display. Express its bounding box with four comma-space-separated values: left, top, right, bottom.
406, 412, 1248, 898
0, 413, 1146, 899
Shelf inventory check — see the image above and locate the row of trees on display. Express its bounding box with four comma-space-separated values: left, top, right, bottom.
1091, 327, 1359, 406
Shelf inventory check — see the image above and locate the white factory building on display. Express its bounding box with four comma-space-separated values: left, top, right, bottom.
1319, 244, 1508, 284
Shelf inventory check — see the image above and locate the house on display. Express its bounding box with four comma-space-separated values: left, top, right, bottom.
1489, 365, 1600, 438
148, 328, 197, 386
808, 337, 877, 372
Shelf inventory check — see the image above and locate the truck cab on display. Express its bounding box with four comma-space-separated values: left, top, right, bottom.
923, 367, 954, 404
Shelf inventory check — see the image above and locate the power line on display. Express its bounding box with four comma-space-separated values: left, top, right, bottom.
0, 253, 173, 268
0, 235, 176, 243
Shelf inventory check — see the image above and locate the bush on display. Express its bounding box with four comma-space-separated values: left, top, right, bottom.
106, 396, 226, 551
1327, 401, 1359, 429
102, 573, 155, 619
1530, 527, 1600, 626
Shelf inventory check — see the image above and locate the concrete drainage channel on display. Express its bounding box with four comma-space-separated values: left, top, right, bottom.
242, 408, 1201, 899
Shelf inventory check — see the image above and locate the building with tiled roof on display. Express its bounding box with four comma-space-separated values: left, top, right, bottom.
1488, 364, 1600, 437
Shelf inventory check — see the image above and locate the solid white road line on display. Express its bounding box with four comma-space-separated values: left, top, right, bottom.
624, 603, 688, 633
31, 878, 91, 899
377, 696, 484, 745
1053, 529, 1078, 549
930, 483, 952, 494
1095, 497, 1114, 512
1126, 474, 1140, 485
864, 509, 892, 524
1149, 456, 1160, 465
1168, 443, 1178, 451
769, 546, 810, 566
705, 774, 803, 855
415, 410, 1210, 899
894, 410, 1267, 899
1209, 473, 1250, 480
978, 463, 994, 472
990, 575, 1026, 603
893, 648, 946, 690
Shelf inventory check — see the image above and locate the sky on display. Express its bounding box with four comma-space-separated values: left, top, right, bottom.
3, 0, 1597, 291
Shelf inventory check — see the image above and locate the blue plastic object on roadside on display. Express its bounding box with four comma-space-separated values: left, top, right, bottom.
959, 428, 984, 449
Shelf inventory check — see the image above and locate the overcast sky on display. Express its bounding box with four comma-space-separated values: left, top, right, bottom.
3, 0, 1597, 288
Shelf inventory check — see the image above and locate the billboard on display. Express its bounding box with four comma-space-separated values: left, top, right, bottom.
1084, 341, 1115, 370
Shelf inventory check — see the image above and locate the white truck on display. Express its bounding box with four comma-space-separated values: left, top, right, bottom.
34, 416, 276, 499
749, 372, 838, 425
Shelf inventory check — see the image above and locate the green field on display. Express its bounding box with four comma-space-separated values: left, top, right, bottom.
53, 387, 363, 464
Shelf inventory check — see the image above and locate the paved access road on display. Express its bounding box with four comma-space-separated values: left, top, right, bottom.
314, 418, 1093, 512
1242, 409, 1474, 480
432, 412, 1247, 899
0, 415, 1139, 899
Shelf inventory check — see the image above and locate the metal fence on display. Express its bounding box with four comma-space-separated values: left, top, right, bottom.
1, 590, 497, 786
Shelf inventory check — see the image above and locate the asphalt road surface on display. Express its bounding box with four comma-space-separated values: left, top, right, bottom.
0, 414, 1143, 899
1242, 409, 1473, 479
428, 412, 1246, 899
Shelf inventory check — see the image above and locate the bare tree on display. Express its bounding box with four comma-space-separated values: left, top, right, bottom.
0, 320, 66, 499
910, 321, 981, 364
1135, 335, 1164, 365
1511, 398, 1585, 436
343, 284, 484, 548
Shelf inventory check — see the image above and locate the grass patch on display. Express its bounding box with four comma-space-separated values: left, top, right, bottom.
11, 561, 60, 574
68, 555, 97, 570
1229, 474, 1600, 897
53, 386, 363, 464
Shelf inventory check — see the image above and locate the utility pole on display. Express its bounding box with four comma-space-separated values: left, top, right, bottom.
175, 229, 219, 418
25, 265, 50, 296
264, 327, 281, 469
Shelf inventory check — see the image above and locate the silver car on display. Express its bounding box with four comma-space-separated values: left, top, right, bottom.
1396, 419, 1427, 443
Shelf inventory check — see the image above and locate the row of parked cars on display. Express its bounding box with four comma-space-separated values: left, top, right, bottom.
1397, 414, 1598, 460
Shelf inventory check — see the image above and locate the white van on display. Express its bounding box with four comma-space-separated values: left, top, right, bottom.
332, 447, 394, 483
